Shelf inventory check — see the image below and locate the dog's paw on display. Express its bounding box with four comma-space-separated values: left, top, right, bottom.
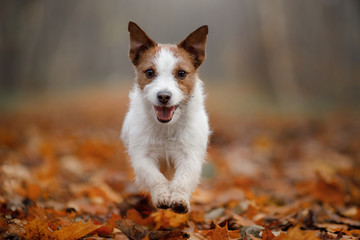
152, 190, 171, 209
170, 197, 190, 214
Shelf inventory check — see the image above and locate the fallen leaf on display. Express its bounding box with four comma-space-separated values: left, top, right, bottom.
299, 173, 346, 206
107, 213, 123, 229
190, 210, 205, 223
152, 209, 189, 229
91, 219, 113, 237
233, 214, 256, 227
285, 225, 319, 240
229, 229, 241, 239
126, 208, 154, 226
262, 228, 276, 240
147, 230, 190, 240
262, 228, 286, 240
210, 224, 229, 240
116, 219, 149, 240
24, 217, 53, 240
51, 220, 101, 240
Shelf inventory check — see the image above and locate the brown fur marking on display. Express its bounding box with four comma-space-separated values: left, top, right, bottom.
134, 45, 198, 99
135, 46, 158, 90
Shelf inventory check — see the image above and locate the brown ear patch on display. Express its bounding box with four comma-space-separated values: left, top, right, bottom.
178, 25, 208, 69
128, 21, 157, 66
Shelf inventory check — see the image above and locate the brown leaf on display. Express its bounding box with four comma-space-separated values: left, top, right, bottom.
25, 217, 54, 240
147, 230, 190, 240
190, 210, 205, 223
262, 228, 275, 240
297, 173, 345, 206
116, 219, 149, 240
152, 209, 189, 229
349, 229, 360, 236
91, 219, 113, 237
228, 229, 241, 239
51, 220, 101, 240
0, 216, 9, 233
117, 220, 190, 240
285, 225, 319, 240
210, 224, 229, 240
233, 214, 256, 227
262, 228, 286, 240
126, 208, 154, 226
107, 213, 123, 229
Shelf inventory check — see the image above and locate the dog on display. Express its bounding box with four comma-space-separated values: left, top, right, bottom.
121, 21, 210, 214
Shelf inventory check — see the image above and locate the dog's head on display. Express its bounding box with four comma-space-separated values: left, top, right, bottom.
128, 21, 208, 123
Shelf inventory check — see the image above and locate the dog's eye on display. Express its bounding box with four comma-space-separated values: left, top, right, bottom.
145, 69, 156, 79
176, 70, 187, 80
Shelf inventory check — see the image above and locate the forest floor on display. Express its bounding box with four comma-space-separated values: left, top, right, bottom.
1, 84, 360, 239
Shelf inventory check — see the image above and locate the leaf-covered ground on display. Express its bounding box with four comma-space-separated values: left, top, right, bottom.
1, 86, 360, 239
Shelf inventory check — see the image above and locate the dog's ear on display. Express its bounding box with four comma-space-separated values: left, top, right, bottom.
178, 25, 208, 69
128, 21, 156, 66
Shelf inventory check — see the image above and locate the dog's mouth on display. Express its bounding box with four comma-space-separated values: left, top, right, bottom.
154, 105, 178, 123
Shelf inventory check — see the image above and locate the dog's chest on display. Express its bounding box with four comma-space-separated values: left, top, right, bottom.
147, 126, 184, 156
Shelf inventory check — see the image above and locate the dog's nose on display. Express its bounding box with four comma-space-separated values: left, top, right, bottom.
157, 91, 172, 104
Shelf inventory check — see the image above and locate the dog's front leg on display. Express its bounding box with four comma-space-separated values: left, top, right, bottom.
132, 156, 171, 209
170, 157, 203, 213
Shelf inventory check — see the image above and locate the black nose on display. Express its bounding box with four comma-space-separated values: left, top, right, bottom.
157, 91, 172, 104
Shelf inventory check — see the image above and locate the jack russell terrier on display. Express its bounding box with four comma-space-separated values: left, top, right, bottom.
121, 21, 210, 214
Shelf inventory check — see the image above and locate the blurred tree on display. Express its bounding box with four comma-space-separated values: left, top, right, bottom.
0, 0, 359, 109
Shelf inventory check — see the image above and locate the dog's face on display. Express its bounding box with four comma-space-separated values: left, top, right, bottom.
128, 21, 208, 123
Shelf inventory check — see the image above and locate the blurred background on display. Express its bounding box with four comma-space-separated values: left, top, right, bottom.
1, 0, 359, 114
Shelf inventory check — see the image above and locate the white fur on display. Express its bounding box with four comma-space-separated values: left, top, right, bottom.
121, 46, 210, 212
143, 47, 184, 122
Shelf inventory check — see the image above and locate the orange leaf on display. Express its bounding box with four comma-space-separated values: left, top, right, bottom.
243, 204, 260, 220
152, 209, 188, 229
262, 228, 287, 240
277, 232, 287, 240
349, 229, 360, 236
297, 173, 345, 206
51, 220, 101, 240
233, 214, 256, 227
262, 228, 276, 240
210, 224, 229, 240
126, 208, 154, 226
285, 225, 319, 240
229, 229, 241, 239
107, 213, 123, 229
25, 217, 53, 240
0, 217, 8, 233
91, 225, 113, 237
190, 210, 204, 223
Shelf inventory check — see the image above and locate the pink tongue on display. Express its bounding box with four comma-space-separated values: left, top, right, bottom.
154, 106, 175, 121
